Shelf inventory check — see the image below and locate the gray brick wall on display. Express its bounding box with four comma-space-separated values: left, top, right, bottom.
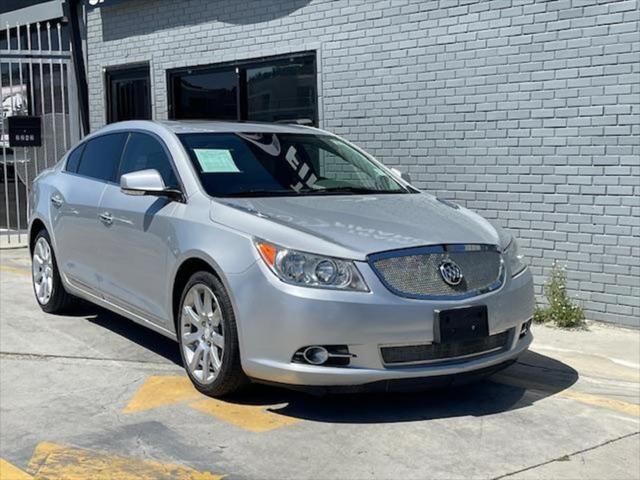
86, 0, 640, 327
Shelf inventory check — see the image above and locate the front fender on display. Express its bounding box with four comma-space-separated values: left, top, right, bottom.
164, 209, 258, 335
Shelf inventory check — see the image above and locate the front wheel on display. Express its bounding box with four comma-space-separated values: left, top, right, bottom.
177, 271, 247, 397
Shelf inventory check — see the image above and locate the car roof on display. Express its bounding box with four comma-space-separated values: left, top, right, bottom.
159, 120, 324, 135
92, 120, 327, 137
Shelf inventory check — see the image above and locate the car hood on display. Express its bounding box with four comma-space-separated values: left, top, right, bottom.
212, 193, 502, 260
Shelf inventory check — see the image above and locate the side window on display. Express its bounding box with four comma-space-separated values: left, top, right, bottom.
76, 133, 127, 182
118, 133, 179, 188
65, 144, 85, 173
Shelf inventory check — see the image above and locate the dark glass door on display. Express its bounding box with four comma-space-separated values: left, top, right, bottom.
106, 65, 151, 123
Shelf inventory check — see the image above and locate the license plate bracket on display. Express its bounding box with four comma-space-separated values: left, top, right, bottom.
436, 305, 489, 343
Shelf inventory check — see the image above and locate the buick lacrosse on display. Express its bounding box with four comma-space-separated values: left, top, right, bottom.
29, 120, 534, 396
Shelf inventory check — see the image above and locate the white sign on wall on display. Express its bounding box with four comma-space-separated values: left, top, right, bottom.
86, 0, 128, 8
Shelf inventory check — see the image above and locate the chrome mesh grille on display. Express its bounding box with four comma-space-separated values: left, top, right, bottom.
370, 246, 503, 299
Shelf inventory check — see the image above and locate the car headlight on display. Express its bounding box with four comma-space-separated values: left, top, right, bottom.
254, 240, 369, 291
504, 237, 527, 277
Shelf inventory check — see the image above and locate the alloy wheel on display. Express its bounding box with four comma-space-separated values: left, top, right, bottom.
32, 237, 54, 305
180, 283, 225, 385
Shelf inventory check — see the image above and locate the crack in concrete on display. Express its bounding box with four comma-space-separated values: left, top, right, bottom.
0, 351, 182, 369
493, 431, 640, 479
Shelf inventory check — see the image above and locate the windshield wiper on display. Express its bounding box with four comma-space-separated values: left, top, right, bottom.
301, 186, 407, 195
224, 189, 298, 197
224, 186, 408, 197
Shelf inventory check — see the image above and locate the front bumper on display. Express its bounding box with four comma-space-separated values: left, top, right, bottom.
254, 359, 520, 394
226, 259, 535, 387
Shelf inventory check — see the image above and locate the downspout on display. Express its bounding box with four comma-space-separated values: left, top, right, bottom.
63, 0, 89, 135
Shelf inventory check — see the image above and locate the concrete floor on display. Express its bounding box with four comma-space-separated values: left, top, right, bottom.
1, 247, 639, 480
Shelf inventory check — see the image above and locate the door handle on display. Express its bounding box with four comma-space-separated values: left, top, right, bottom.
50, 194, 63, 208
99, 212, 113, 225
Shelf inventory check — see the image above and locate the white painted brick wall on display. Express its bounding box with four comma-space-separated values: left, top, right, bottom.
86, 0, 640, 327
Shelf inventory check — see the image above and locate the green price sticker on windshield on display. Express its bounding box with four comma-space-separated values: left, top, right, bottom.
194, 149, 240, 173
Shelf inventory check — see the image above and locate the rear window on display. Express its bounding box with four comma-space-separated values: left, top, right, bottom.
76, 133, 127, 182
65, 144, 85, 173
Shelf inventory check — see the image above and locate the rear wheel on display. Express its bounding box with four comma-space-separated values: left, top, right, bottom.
31, 230, 76, 313
177, 271, 247, 397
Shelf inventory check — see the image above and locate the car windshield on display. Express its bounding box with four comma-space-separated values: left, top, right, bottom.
178, 132, 411, 197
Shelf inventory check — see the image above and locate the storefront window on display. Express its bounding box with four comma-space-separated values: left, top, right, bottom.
246, 56, 316, 124
168, 52, 317, 126
171, 69, 237, 121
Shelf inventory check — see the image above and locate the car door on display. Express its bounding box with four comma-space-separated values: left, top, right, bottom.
97, 132, 182, 326
51, 133, 127, 294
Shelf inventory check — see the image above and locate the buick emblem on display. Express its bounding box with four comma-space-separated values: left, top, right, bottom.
439, 260, 463, 286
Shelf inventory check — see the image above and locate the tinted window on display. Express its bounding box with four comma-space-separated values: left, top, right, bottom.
65, 144, 85, 173
76, 133, 127, 182
246, 56, 316, 124
118, 133, 179, 188
168, 53, 317, 125
178, 132, 407, 197
171, 69, 237, 120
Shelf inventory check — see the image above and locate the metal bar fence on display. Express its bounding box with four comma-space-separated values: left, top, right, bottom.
1, 19, 78, 247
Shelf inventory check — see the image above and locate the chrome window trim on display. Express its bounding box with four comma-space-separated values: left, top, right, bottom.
367, 244, 505, 301
61, 129, 188, 200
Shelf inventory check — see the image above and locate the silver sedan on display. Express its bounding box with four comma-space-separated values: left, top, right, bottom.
29, 120, 534, 396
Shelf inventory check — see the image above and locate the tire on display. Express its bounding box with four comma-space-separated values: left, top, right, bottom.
177, 271, 248, 397
31, 229, 77, 314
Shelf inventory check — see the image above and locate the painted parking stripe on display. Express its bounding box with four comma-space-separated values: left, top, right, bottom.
555, 390, 640, 418
493, 374, 640, 418
0, 459, 33, 480
189, 398, 299, 433
124, 375, 300, 432
0, 264, 30, 276
26, 442, 222, 480
123, 376, 201, 413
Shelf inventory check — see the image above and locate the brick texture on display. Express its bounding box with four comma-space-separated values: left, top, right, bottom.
86, 0, 640, 327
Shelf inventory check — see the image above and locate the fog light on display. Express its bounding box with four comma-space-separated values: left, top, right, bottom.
520, 319, 532, 338
303, 346, 330, 365
292, 345, 353, 366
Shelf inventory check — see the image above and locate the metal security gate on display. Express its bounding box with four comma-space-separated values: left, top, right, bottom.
1, 20, 80, 246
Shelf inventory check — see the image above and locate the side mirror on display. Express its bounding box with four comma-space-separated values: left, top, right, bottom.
391, 167, 412, 185
120, 169, 183, 201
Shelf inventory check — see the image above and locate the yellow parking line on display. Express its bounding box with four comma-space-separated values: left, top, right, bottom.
122, 376, 201, 413
557, 390, 640, 418
0, 459, 33, 480
27, 442, 223, 480
189, 398, 299, 433
493, 375, 640, 418
123, 375, 300, 432
0, 264, 30, 276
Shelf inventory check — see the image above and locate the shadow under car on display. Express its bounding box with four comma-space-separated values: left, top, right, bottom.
84, 307, 579, 424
